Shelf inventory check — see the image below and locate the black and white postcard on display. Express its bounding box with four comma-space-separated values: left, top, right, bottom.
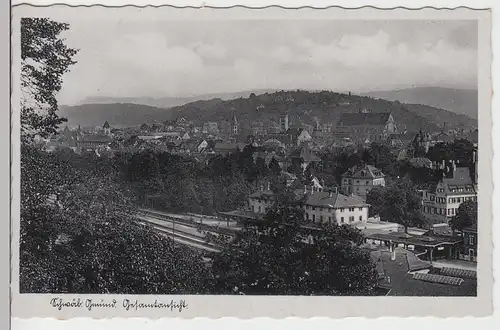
10, 2, 493, 319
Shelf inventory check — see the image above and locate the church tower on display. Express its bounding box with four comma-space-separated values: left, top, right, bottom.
280, 113, 289, 132
103, 121, 111, 135
232, 112, 238, 136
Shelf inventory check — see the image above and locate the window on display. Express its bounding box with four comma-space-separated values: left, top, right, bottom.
356, 187, 359, 192
340, 208, 344, 212
252, 205, 255, 212
312, 214, 316, 221
349, 208, 355, 212
306, 213, 309, 220
320, 215, 323, 222
469, 235, 475, 245
356, 180, 360, 184
447, 209, 451, 216
349, 216, 354, 222
359, 207, 363, 211
359, 216, 363, 221
312, 207, 315, 211
328, 216, 332, 224
258, 206, 261, 213
366, 181, 370, 185
341, 217, 344, 223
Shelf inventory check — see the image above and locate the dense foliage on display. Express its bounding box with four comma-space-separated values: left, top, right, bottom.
366, 182, 425, 232
450, 200, 478, 232
21, 18, 78, 142
20, 147, 210, 293
211, 202, 378, 295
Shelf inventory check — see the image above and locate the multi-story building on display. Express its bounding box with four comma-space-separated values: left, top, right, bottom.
248, 183, 275, 214
418, 162, 477, 224
300, 186, 369, 225
341, 165, 386, 199
247, 184, 370, 225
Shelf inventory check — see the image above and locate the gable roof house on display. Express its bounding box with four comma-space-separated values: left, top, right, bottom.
341, 164, 386, 199
419, 163, 477, 224
287, 141, 322, 172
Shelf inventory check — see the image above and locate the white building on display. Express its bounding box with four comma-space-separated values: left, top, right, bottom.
248, 183, 275, 214
300, 186, 370, 225
341, 165, 386, 199
419, 162, 477, 224
247, 184, 370, 226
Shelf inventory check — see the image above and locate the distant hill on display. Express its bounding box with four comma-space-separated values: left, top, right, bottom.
361, 87, 478, 119
169, 90, 477, 133
78, 89, 277, 109
58, 103, 172, 128
59, 90, 477, 132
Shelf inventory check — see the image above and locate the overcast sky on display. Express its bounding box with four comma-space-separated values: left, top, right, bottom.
55, 19, 477, 105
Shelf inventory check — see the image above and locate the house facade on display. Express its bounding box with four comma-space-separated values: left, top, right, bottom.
341, 165, 386, 199
247, 185, 370, 226
418, 164, 477, 224
300, 187, 369, 225
460, 225, 477, 262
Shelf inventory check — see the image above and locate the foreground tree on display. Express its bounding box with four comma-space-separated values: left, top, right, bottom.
20, 149, 211, 293
450, 200, 478, 233
210, 205, 378, 295
21, 18, 78, 142
367, 184, 425, 232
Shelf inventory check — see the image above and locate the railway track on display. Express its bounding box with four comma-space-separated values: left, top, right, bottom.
136, 219, 221, 253
135, 209, 238, 253
137, 208, 239, 237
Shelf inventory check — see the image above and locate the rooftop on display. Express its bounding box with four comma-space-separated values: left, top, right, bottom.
294, 189, 369, 208
342, 164, 385, 179
372, 248, 477, 296
288, 142, 321, 162
367, 231, 461, 248
440, 167, 476, 196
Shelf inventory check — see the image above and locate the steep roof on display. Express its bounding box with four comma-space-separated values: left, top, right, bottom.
249, 189, 275, 199
342, 164, 385, 179
295, 189, 369, 208
409, 157, 433, 168
338, 112, 391, 127
288, 142, 321, 162
440, 167, 476, 195
103, 121, 110, 128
